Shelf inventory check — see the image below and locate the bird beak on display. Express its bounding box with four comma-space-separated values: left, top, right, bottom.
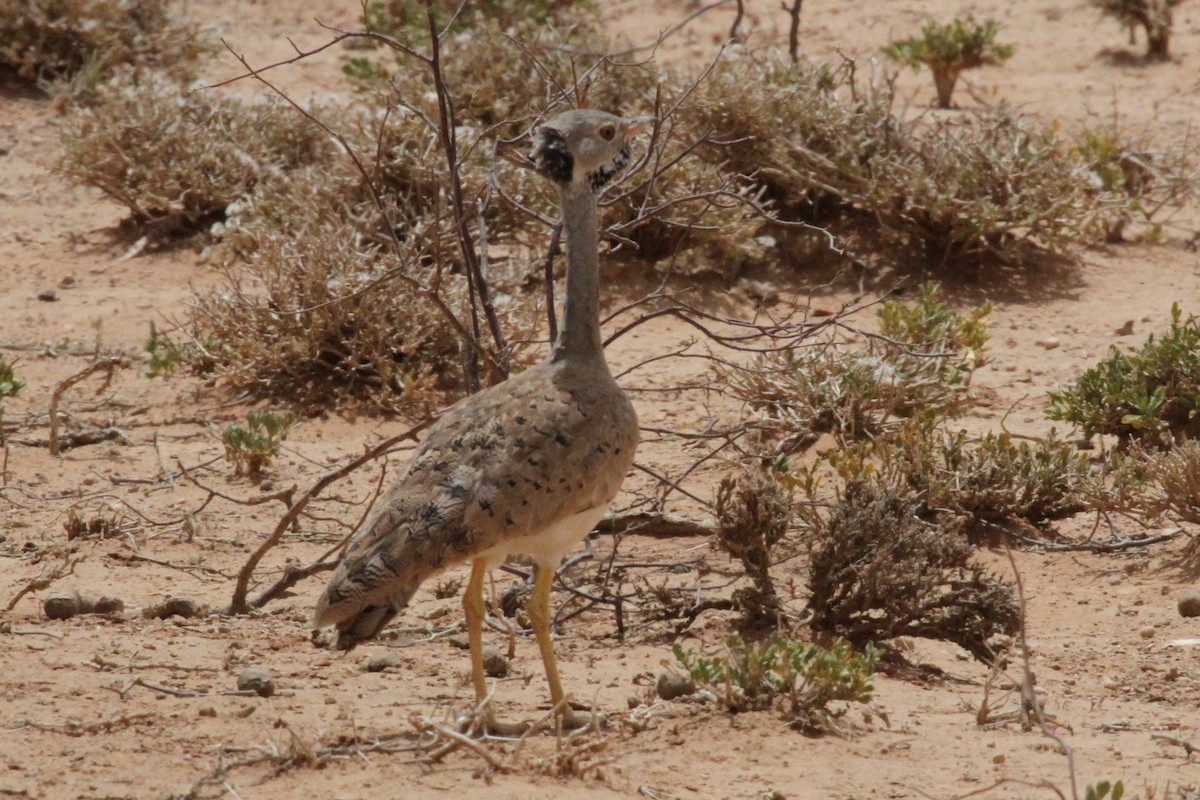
623, 115, 656, 139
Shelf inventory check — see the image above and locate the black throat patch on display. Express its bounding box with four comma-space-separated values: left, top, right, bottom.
531, 127, 574, 184
587, 142, 631, 190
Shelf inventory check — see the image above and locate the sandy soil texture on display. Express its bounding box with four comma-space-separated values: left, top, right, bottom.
2, 1, 1200, 798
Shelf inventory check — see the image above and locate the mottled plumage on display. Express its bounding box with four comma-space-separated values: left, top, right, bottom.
314, 109, 649, 730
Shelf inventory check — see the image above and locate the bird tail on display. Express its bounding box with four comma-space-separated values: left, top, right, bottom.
313, 540, 425, 650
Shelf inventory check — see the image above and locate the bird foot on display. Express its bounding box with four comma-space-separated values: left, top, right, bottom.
457, 708, 531, 738
556, 703, 606, 732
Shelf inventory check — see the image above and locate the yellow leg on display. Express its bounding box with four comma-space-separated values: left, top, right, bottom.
528, 563, 601, 730
462, 559, 489, 705
462, 559, 529, 737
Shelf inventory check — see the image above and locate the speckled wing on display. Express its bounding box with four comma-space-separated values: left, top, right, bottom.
313, 360, 637, 648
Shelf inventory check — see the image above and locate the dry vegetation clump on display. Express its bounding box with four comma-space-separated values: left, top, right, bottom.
713, 468, 793, 621
724, 285, 989, 448
804, 480, 1019, 664
1074, 122, 1198, 242
0, 0, 209, 91
858, 422, 1092, 541
57, 75, 334, 233
690, 54, 1131, 268
193, 211, 487, 410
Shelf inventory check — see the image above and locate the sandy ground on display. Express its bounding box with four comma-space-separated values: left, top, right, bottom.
2, 1, 1200, 798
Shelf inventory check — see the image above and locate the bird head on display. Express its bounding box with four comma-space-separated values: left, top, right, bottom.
531, 109, 653, 190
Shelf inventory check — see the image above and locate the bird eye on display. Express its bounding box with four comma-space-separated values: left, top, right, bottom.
598, 124, 616, 141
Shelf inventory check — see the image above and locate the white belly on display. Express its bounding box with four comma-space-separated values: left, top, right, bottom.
478, 505, 609, 572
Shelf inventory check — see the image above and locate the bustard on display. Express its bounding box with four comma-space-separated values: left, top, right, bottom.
314, 109, 649, 732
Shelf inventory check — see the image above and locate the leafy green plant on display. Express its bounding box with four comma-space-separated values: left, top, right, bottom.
143, 323, 215, 378
878, 282, 991, 382
0, 0, 210, 93
1047, 304, 1200, 446
883, 18, 1014, 108
0, 355, 24, 448
222, 410, 297, 477
673, 633, 877, 733
1086, 780, 1130, 800
1092, 0, 1182, 59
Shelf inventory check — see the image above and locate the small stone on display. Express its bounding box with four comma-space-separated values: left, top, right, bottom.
482, 647, 508, 678
1036, 336, 1060, 350
1138, 626, 1156, 639
1178, 589, 1200, 618
1114, 320, 1135, 336
143, 596, 200, 619
237, 667, 274, 698
656, 671, 696, 701
58, 276, 76, 290
198, 706, 217, 718
447, 633, 470, 650
362, 653, 400, 673
627, 695, 642, 709
43, 590, 82, 620
992, 754, 1006, 765
36, 290, 57, 302
92, 595, 125, 614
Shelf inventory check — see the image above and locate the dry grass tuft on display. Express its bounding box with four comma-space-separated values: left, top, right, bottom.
0, 0, 210, 91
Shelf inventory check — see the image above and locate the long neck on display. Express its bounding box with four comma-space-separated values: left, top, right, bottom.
550, 183, 605, 363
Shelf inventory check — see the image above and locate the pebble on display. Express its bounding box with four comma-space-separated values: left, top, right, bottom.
1036, 336, 1060, 350
362, 653, 400, 673
237, 667, 275, 697
1114, 320, 1134, 336
43, 589, 83, 620
656, 671, 697, 701
143, 596, 200, 619
36, 290, 57, 302
1138, 626, 1155, 639
1177, 589, 1200, 618
482, 647, 508, 678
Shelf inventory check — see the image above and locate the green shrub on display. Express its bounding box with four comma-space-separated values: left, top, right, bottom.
673, 633, 877, 733
883, 18, 1013, 108
1092, 0, 1182, 59
0, 0, 209, 91
222, 410, 297, 477
1047, 304, 1200, 446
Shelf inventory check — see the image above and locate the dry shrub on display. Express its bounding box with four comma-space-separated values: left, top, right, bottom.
194, 210, 481, 411
57, 75, 333, 233
713, 469, 793, 620
805, 480, 1019, 664
689, 53, 1128, 269
725, 285, 989, 449
0, 0, 209, 90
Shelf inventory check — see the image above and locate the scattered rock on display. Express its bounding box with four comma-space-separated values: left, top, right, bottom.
92, 595, 125, 615
1035, 336, 1060, 350
237, 667, 275, 698
1138, 626, 1156, 639
1178, 589, 1200, 618
362, 653, 400, 673
58, 276, 76, 290
143, 596, 201, 620
198, 706, 217, 718
656, 671, 696, 701
447, 633, 470, 650
36, 289, 57, 302
482, 647, 508, 678
1114, 320, 1135, 336
43, 590, 82, 620
992, 754, 1006, 765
